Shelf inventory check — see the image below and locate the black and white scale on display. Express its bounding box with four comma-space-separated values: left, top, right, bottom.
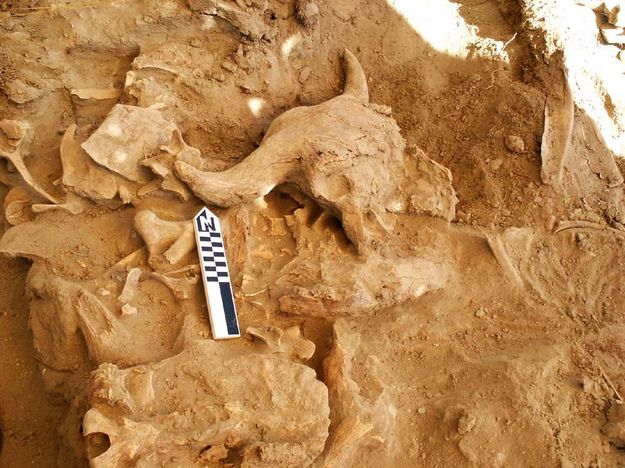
193, 207, 240, 339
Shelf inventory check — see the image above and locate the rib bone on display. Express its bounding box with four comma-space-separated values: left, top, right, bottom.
0, 120, 59, 203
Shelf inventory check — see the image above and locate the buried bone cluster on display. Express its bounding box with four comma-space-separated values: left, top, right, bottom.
175, 50, 457, 252
0, 50, 456, 465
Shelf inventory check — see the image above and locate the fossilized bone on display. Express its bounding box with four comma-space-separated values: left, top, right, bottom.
187, 0, 274, 40
25, 259, 202, 378
60, 124, 122, 202
276, 250, 447, 316
246, 325, 315, 361
134, 210, 196, 269
3, 186, 84, 224
488, 226, 623, 311
118, 267, 142, 307
234, 198, 451, 316
316, 320, 396, 466
3, 186, 32, 225
0, 119, 59, 203
113, 263, 200, 302
31, 192, 85, 215
81, 105, 177, 183
540, 71, 574, 186
175, 50, 456, 251
139, 128, 204, 201
145, 266, 200, 301
82, 340, 330, 467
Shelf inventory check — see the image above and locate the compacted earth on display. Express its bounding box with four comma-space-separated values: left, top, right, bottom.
1, 0, 625, 466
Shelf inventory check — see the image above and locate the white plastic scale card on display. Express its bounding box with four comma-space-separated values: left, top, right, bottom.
193, 207, 240, 339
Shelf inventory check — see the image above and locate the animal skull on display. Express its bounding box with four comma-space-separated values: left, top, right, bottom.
174, 50, 457, 251
82, 340, 330, 467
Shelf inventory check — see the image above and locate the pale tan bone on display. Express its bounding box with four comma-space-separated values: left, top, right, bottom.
69, 88, 121, 100
25, 263, 187, 372
540, 71, 574, 186
246, 325, 315, 361
484, 228, 531, 289
60, 125, 120, 202
276, 252, 447, 316
76, 288, 134, 364
316, 320, 396, 466
147, 269, 199, 301
187, 0, 273, 40
0, 120, 59, 203
26, 264, 133, 370
3, 186, 32, 225
81, 105, 177, 183
133, 210, 195, 268
139, 128, 199, 201
118, 267, 142, 305
82, 341, 330, 467
31, 192, 85, 215
175, 50, 456, 250
161, 127, 203, 168
265, 200, 449, 316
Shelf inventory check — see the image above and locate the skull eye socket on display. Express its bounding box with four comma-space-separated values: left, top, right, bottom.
85, 432, 111, 459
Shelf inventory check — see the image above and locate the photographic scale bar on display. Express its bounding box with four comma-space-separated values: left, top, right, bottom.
193, 207, 240, 339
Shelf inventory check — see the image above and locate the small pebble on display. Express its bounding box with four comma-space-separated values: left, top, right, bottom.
490, 158, 503, 171
475, 307, 487, 318
121, 303, 137, 316
504, 134, 526, 154
417, 407, 426, 414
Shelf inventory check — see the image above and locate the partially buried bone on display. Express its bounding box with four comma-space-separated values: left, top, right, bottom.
25, 264, 138, 370
139, 128, 202, 201
31, 192, 85, 215
246, 325, 315, 361
26, 263, 187, 372
60, 124, 121, 202
256, 200, 450, 315
82, 340, 330, 467
134, 210, 195, 269
0, 120, 59, 203
276, 251, 446, 316
316, 320, 396, 466
146, 266, 199, 301
118, 267, 142, 306
187, 0, 274, 40
175, 50, 456, 251
81, 105, 177, 183
3, 186, 32, 225
75, 288, 135, 365
117, 264, 199, 303
540, 71, 574, 187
